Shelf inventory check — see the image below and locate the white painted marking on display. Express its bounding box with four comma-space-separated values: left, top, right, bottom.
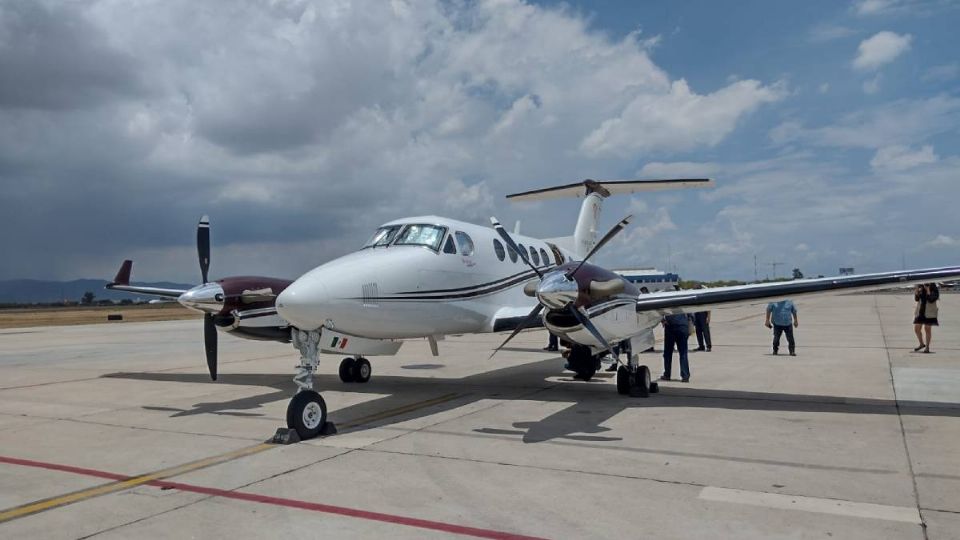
698, 487, 922, 524
893, 367, 960, 406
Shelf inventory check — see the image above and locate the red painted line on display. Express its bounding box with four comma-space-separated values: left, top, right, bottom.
0, 455, 128, 482
0, 455, 546, 540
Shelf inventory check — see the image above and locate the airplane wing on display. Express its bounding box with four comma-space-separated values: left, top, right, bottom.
104, 260, 190, 299
507, 178, 713, 202
633, 266, 960, 315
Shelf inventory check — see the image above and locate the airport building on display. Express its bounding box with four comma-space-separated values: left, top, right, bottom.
612, 267, 679, 291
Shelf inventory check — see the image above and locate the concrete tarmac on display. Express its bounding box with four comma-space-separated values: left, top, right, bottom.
0, 294, 957, 539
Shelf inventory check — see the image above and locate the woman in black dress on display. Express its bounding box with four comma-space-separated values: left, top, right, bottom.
913, 283, 940, 353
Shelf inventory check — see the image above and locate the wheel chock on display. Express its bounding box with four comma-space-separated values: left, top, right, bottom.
320, 421, 338, 436
268, 427, 301, 445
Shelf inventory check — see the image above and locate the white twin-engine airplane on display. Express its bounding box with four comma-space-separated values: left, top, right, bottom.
108, 179, 960, 441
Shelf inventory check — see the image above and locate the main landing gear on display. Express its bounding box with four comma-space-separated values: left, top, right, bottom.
338, 357, 371, 383
568, 342, 657, 397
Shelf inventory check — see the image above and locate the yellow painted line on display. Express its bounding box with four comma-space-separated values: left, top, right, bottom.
0, 443, 273, 523
339, 393, 462, 429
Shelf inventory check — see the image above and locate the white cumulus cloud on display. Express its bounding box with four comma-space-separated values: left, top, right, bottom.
580, 79, 786, 157
870, 145, 939, 171
853, 31, 912, 71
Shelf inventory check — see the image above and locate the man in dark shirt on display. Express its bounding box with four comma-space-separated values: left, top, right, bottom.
661, 312, 693, 382
694, 310, 711, 351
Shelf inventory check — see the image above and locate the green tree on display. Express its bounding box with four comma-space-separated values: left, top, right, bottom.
792, 268, 804, 279
81, 291, 95, 305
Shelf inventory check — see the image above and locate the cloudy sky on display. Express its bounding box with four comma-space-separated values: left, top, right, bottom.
1, 0, 958, 283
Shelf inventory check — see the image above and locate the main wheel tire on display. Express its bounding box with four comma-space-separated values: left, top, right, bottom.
616, 366, 630, 395
338, 358, 356, 383
629, 365, 651, 398
285, 390, 327, 440
354, 357, 371, 383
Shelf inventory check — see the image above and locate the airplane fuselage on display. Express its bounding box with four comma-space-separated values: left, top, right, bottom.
277, 216, 575, 339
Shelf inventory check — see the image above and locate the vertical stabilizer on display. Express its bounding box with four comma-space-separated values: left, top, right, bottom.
571, 180, 612, 258
506, 178, 713, 259
573, 191, 605, 258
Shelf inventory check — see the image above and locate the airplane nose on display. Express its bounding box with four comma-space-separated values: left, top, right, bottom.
276, 279, 328, 330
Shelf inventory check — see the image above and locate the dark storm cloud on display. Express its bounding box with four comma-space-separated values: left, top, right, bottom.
0, 1, 794, 282
0, 2, 145, 111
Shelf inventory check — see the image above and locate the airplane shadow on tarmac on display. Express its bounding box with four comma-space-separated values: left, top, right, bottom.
102, 357, 960, 445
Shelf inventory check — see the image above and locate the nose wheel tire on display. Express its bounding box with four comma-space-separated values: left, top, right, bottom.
286, 390, 327, 440
353, 357, 371, 383
338, 358, 356, 383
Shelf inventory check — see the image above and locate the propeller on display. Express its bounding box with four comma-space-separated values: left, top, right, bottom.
204, 313, 218, 380
567, 303, 616, 358
198, 215, 211, 284
197, 215, 217, 381
490, 217, 543, 279
488, 213, 632, 360
566, 214, 632, 279
488, 304, 544, 359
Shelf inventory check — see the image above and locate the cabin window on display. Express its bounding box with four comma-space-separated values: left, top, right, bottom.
393, 224, 447, 251
493, 239, 505, 261
443, 235, 457, 254
517, 244, 526, 264
539, 248, 549, 266
507, 244, 518, 263
455, 231, 475, 256
363, 225, 402, 248
529, 247, 540, 265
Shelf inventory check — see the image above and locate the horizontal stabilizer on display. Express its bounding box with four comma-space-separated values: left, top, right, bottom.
507, 178, 713, 202
104, 259, 190, 299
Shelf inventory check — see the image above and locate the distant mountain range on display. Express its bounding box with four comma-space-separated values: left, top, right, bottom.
0, 279, 194, 304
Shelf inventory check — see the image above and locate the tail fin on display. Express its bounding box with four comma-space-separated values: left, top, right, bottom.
507, 178, 713, 259
112, 260, 133, 285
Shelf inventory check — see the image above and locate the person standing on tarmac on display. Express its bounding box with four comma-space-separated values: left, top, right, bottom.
660, 312, 693, 382
765, 299, 798, 355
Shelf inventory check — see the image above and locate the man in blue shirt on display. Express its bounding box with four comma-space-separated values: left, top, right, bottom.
661, 312, 693, 382
765, 300, 799, 355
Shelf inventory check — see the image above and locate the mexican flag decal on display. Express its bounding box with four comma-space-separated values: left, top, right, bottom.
330, 337, 349, 349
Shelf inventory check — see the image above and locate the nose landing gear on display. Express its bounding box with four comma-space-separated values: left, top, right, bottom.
285, 329, 332, 440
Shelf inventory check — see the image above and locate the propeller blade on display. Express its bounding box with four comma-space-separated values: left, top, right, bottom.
490, 217, 543, 279
197, 215, 211, 284
567, 214, 632, 279
488, 304, 544, 359
204, 313, 218, 380
567, 304, 615, 358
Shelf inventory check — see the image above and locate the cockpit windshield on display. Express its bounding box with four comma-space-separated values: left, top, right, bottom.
363, 225, 402, 248
393, 224, 447, 251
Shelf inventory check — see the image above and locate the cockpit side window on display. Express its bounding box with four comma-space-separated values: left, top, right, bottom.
443, 235, 457, 254
363, 225, 402, 248
454, 231, 475, 256
393, 224, 447, 251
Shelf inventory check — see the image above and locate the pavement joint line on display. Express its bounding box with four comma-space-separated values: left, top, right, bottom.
876, 296, 929, 538
0, 442, 274, 523
0, 451, 546, 540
